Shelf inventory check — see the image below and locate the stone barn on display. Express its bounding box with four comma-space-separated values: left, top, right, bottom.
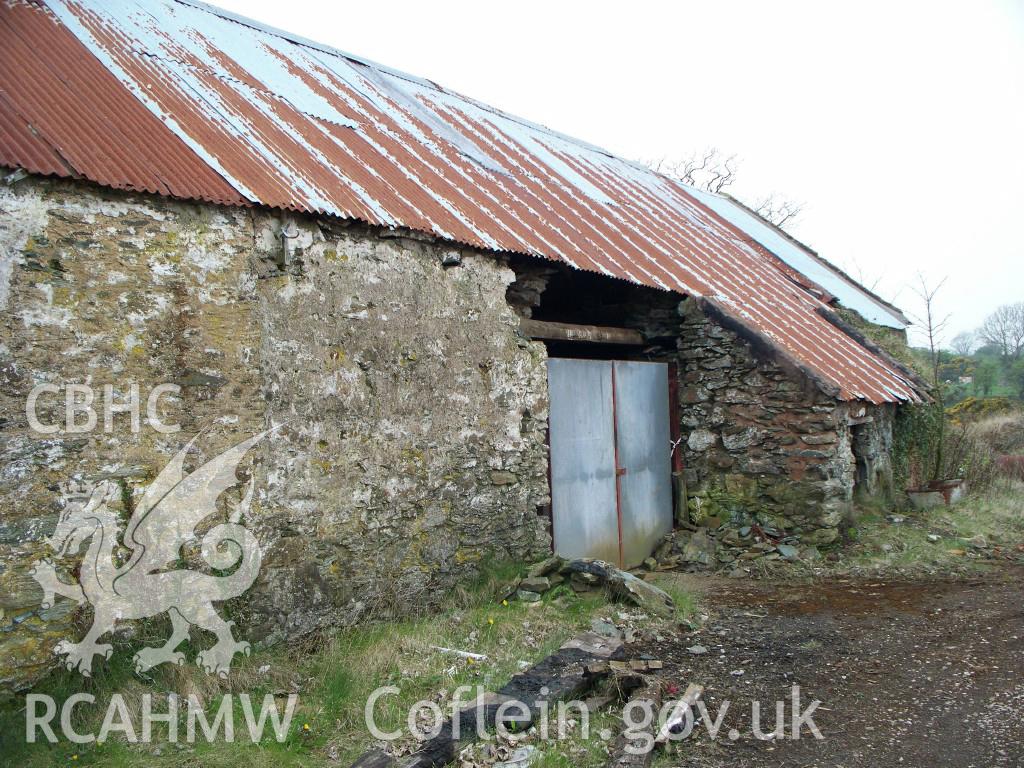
0, 0, 924, 691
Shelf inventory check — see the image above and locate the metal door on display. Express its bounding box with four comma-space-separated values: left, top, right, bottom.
548, 359, 620, 563
548, 358, 673, 568
613, 361, 673, 567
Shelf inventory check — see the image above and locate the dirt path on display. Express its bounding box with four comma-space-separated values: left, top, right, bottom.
643, 566, 1024, 767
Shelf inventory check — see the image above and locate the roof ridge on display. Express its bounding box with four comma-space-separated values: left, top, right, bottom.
172, 0, 435, 88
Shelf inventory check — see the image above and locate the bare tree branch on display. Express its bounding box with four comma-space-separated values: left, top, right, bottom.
908, 273, 951, 387
655, 147, 738, 193
846, 259, 885, 293
648, 150, 800, 230
949, 331, 975, 357
979, 302, 1024, 361
751, 193, 804, 229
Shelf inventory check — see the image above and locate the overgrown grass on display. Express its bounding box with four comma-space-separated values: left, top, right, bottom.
645, 575, 699, 623
815, 481, 1024, 576
0, 563, 698, 768
969, 411, 1024, 455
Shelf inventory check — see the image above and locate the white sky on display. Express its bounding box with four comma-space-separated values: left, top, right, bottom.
216, 0, 1024, 346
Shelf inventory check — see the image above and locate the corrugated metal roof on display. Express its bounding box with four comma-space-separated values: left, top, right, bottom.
683, 186, 910, 330
0, 0, 922, 404
0, 0, 244, 204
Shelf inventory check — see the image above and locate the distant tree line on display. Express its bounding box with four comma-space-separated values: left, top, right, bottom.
940, 302, 1024, 404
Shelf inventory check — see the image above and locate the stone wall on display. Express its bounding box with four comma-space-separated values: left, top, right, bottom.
504, 263, 899, 548
0, 175, 905, 693
851, 403, 896, 502
677, 298, 894, 544
0, 178, 550, 692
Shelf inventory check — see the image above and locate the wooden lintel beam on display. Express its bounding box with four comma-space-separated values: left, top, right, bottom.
519, 318, 644, 346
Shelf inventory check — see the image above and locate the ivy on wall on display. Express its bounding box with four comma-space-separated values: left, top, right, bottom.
892, 400, 944, 490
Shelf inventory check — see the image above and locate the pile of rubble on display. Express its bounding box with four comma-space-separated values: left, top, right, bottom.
350, 628, 623, 768
507, 525, 825, 596
354, 561, 702, 768
507, 557, 676, 617
649, 521, 824, 575
352, 620, 695, 768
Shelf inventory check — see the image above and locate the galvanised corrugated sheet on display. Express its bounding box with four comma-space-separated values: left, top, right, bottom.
683, 186, 910, 330
1, 0, 921, 404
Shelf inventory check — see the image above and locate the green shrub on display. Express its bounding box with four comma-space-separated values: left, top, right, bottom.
893, 401, 944, 489
948, 396, 1021, 422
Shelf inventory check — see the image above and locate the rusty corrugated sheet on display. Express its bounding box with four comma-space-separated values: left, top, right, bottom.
0, 0, 922, 404
0, 0, 244, 203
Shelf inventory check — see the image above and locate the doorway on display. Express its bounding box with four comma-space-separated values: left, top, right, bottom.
547, 358, 673, 568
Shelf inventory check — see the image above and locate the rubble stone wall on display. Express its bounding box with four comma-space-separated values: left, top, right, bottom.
676, 297, 894, 545
851, 403, 896, 502
0, 176, 902, 693
0, 178, 550, 692
504, 263, 898, 551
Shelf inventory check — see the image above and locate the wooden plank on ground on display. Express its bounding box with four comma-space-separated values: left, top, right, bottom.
655, 683, 703, 744
349, 631, 625, 768
607, 679, 663, 768
350, 748, 394, 768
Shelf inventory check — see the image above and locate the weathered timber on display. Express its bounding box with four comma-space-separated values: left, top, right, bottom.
348, 631, 624, 768
519, 318, 644, 346
429, 645, 487, 661
586, 659, 663, 675
496, 631, 624, 711
607, 678, 664, 768
655, 683, 703, 744
350, 749, 395, 768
